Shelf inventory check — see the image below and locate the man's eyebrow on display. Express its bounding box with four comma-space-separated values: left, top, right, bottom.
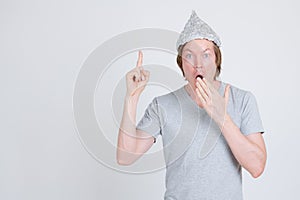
183, 48, 212, 53
183, 48, 193, 52
203, 48, 213, 52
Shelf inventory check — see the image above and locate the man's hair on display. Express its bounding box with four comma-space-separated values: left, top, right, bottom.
176, 42, 222, 79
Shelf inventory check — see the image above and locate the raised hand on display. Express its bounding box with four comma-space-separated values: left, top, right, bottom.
125, 51, 150, 99
195, 77, 231, 129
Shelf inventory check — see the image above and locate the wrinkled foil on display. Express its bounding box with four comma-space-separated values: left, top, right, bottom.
176, 10, 221, 51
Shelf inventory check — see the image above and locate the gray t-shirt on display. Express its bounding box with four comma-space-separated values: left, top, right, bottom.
137, 82, 264, 200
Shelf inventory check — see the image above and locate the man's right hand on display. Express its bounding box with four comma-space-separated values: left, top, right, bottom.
125, 51, 150, 99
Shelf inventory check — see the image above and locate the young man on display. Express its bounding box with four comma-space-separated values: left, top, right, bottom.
117, 11, 266, 200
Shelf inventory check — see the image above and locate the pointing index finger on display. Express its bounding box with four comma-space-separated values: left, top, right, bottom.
136, 51, 143, 68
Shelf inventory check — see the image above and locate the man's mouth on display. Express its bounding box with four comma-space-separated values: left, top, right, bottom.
195, 74, 203, 79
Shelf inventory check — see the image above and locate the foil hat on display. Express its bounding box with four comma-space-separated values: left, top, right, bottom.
176, 10, 221, 51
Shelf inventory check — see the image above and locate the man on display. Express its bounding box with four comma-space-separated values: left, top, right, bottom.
117, 10, 266, 200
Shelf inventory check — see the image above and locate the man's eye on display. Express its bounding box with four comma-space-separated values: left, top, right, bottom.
185, 54, 192, 59
203, 53, 209, 58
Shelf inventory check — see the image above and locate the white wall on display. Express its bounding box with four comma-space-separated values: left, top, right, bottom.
1, 0, 300, 199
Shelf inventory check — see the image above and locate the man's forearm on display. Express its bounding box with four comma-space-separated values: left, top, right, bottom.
118, 96, 139, 152
219, 114, 266, 178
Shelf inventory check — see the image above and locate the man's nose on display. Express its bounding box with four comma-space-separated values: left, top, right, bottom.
194, 56, 203, 68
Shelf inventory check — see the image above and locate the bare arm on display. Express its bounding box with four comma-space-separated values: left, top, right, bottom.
221, 115, 266, 178
196, 78, 267, 178
117, 96, 155, 165
116, 51, 154, 166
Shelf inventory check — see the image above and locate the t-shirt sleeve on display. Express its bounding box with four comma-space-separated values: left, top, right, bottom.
240, 92, 264, 135
136, 97, 162, 141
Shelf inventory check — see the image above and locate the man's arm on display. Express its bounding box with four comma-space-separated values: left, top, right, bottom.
221, 115, 266, 178
116, 51, 154, 166
195, 78, 267, 178
117, 96, 155, 166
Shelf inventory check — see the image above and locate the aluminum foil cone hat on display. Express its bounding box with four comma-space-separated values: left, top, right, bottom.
176, 10, 221, 51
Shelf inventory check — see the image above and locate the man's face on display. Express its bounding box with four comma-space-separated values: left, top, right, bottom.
181, 39, 217, 88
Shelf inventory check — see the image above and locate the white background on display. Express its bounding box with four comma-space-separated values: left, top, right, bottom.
1, 0, 300, 199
